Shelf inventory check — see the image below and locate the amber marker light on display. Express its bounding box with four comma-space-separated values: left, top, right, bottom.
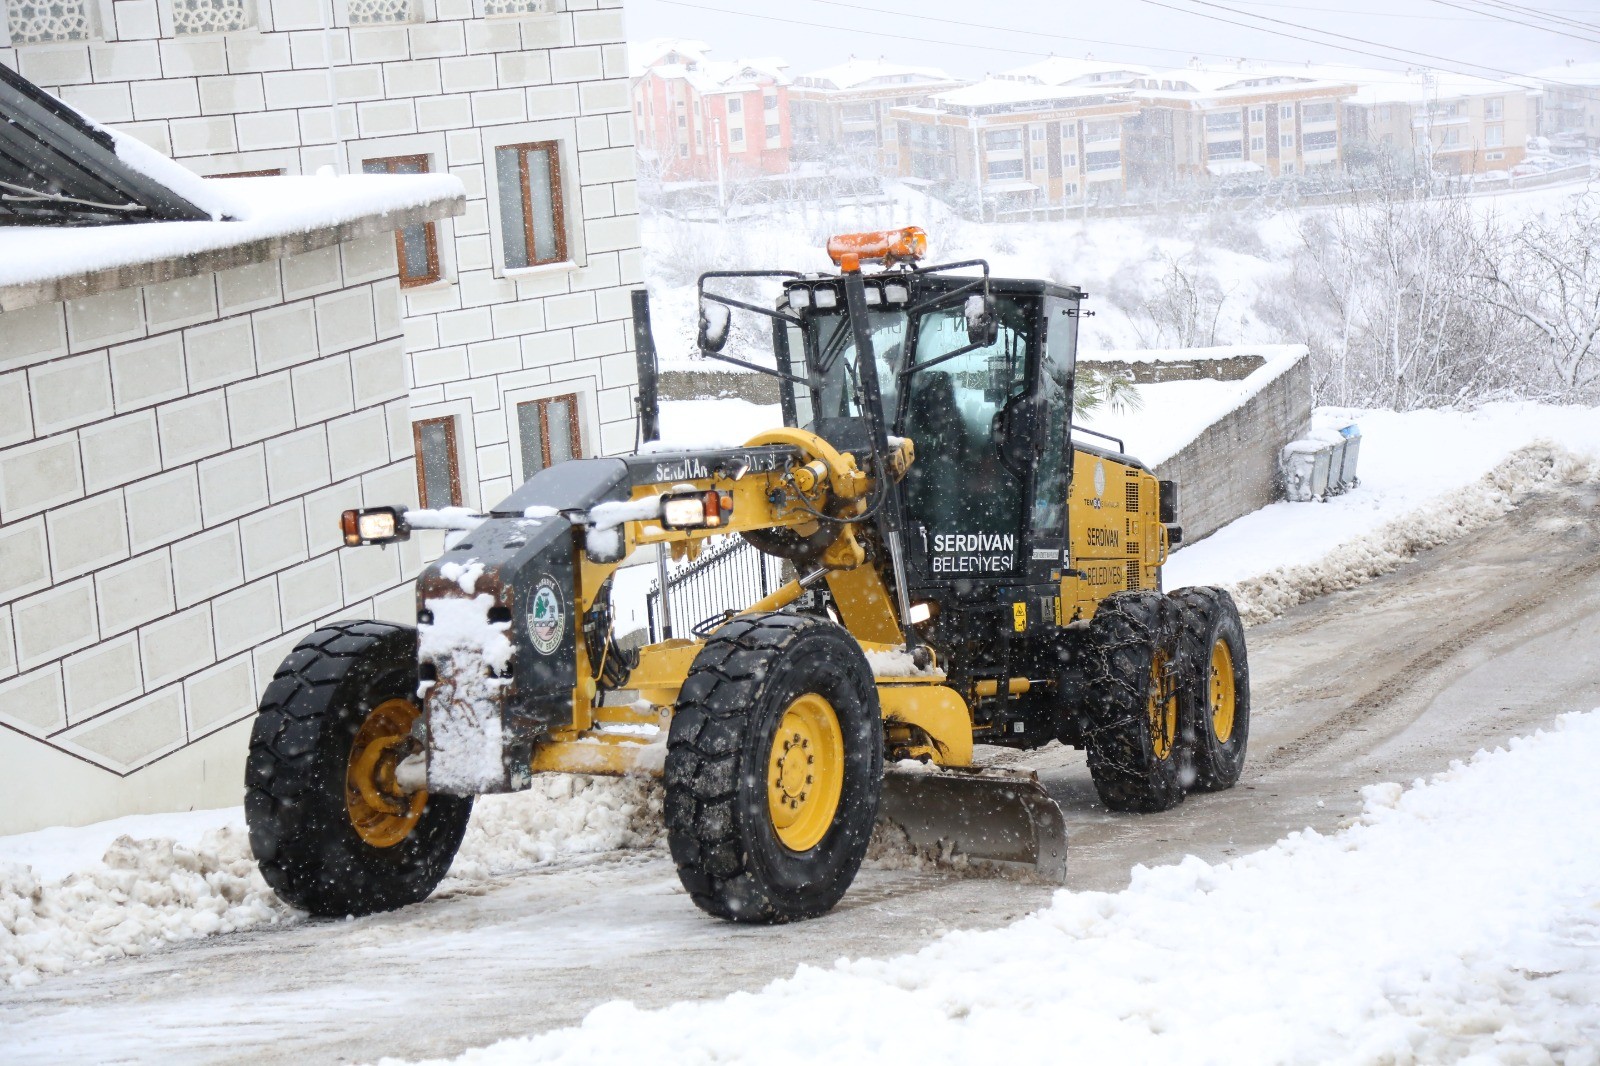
825, 226, 928, 272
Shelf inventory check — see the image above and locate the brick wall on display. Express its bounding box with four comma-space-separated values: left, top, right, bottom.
0, 234, 426, 832
1, 0, 643, 513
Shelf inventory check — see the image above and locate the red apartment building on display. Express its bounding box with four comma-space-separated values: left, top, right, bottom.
631, 38, 792, 183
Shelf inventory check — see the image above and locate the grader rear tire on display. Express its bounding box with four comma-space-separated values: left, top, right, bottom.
244, 622, 472, 917
1082, 591, 1187, 813
664, 612, 882, 923
1172, 586, 1250, 792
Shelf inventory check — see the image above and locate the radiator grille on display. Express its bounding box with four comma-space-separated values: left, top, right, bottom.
1126, 560, 1141, 589
1125, 482, 1140, 513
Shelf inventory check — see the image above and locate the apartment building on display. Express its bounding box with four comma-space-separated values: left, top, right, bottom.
1532, 61, 1596, 148
788, 56, 964, 170
891, 78, 1140, 217
630, 37, 790, 183
1339, 67, 1539, 175
2, 0, 644, 519
1124, 66, 1358, 186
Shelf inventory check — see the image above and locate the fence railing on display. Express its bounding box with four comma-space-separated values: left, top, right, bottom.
645, 536, 788, 643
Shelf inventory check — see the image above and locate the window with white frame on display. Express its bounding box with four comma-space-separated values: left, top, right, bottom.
1280, 132, 1294, 148
1204, 112, 1241, 132
731, 128, 745, 144
1084, 149, 1121, 172
1301, 101, 1336, 123
765, 123, 780, 140
1084, 120, 1119, 142
1280, 104, 1294, 119
1251, 136, 1265, 151
171, 0, 253, 35
1301, 129, 1337, 151
764, 94, 778, 111
6, 0, 94, 43
1030, 127, 1045, 141
1485, 124, 1504, 147
494, 140, 567, 269
1032, 155, 1044, 170
346, 0, 418, 24
1485, 96, 1504, 120
985, 128, 1023, 152
516, 394, 582, 480
1206, 140, 1243, 161
728, 97, 743, 113
987, 159, 1024, 180
1249, 107, 1265, 123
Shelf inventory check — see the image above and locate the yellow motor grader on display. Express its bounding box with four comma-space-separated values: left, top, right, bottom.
243, 227, 1250, 923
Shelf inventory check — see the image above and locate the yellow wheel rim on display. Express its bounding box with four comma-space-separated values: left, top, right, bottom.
1210, 639, 1237, 744
766, 693, 845, 852
1148, 651, 1178, 760
346, 698, 427, 849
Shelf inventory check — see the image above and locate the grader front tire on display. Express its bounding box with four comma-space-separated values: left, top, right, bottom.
664, 613, 882, 923
1083, 591, 1187, 814
244, 622, 472, 917
1172, 586, 1251, 792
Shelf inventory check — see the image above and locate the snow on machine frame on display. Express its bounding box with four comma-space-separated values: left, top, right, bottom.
243, 226, 1251, 923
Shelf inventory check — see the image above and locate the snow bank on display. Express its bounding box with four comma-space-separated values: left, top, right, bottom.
1224, 441, 1599, 626
0, 777, 662, 988
388, 711, 1600, 1066
1166, 402, 1600, 622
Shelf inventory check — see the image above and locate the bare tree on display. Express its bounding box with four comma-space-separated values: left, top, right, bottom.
1475, 192, 1600, 394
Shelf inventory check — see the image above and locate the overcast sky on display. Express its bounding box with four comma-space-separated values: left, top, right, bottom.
619, 0, 1600, 83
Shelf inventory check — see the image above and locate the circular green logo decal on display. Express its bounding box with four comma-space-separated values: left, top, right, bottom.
528, 575, 565, 656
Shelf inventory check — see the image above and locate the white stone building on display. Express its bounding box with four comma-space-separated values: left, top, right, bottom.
0, 87, 463, 830
1, 0, 644, 516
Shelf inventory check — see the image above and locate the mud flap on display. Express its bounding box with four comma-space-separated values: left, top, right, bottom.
876, 766, 1069, 883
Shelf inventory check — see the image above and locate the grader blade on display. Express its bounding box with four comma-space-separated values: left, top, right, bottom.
877, 766, 1069, 883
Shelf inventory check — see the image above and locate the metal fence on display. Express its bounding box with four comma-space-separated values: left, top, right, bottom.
645, 536, 789, 642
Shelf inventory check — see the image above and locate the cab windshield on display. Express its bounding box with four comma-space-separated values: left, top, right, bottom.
802, 309, 908, 425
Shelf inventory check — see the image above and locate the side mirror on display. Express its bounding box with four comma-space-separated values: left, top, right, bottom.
964, 293, 999, 348
698, 298, 731, 353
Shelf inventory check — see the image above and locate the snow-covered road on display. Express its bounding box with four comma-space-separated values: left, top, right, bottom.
3, 473, 1598, 1064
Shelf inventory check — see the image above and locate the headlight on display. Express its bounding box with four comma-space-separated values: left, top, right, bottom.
787, 288, 812, 310
812, 287, 839, 309
358, 512, 398, 540
659, 490, 734, 530
864, 286, 883, 306
884, 282, 909, 304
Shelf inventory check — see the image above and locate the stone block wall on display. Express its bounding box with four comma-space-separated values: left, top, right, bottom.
1153, 353, 1311, 546
1, 0, 643, 513
0, 234, 425, 832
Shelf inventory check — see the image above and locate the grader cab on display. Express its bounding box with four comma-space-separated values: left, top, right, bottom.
244, 227, 1250, 923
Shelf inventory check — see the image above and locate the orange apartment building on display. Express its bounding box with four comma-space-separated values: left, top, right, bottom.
890, 78, 1141, 217
788, 57, 967, 170
1335, 67, 1540, 175
631, 38, 792, 183
1123, 66, 1358, 186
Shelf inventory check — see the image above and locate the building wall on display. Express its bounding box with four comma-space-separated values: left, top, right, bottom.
1, 0, 643, 515
0, 235, 425, 833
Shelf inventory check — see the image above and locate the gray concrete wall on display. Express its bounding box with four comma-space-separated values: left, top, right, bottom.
1153, 353, 1311, 545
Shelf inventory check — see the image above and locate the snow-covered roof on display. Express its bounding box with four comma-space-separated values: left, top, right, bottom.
1269, 64, 1534, 107
640, 56, 790, 94
930, 78, 1134, 111
794, 57, 955, 92
629, 37, 713, 77
0, 168, 464, 309
1530, 61, 1600, 87
1132, 64, 1356, 102
998, 57, 1152, 88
